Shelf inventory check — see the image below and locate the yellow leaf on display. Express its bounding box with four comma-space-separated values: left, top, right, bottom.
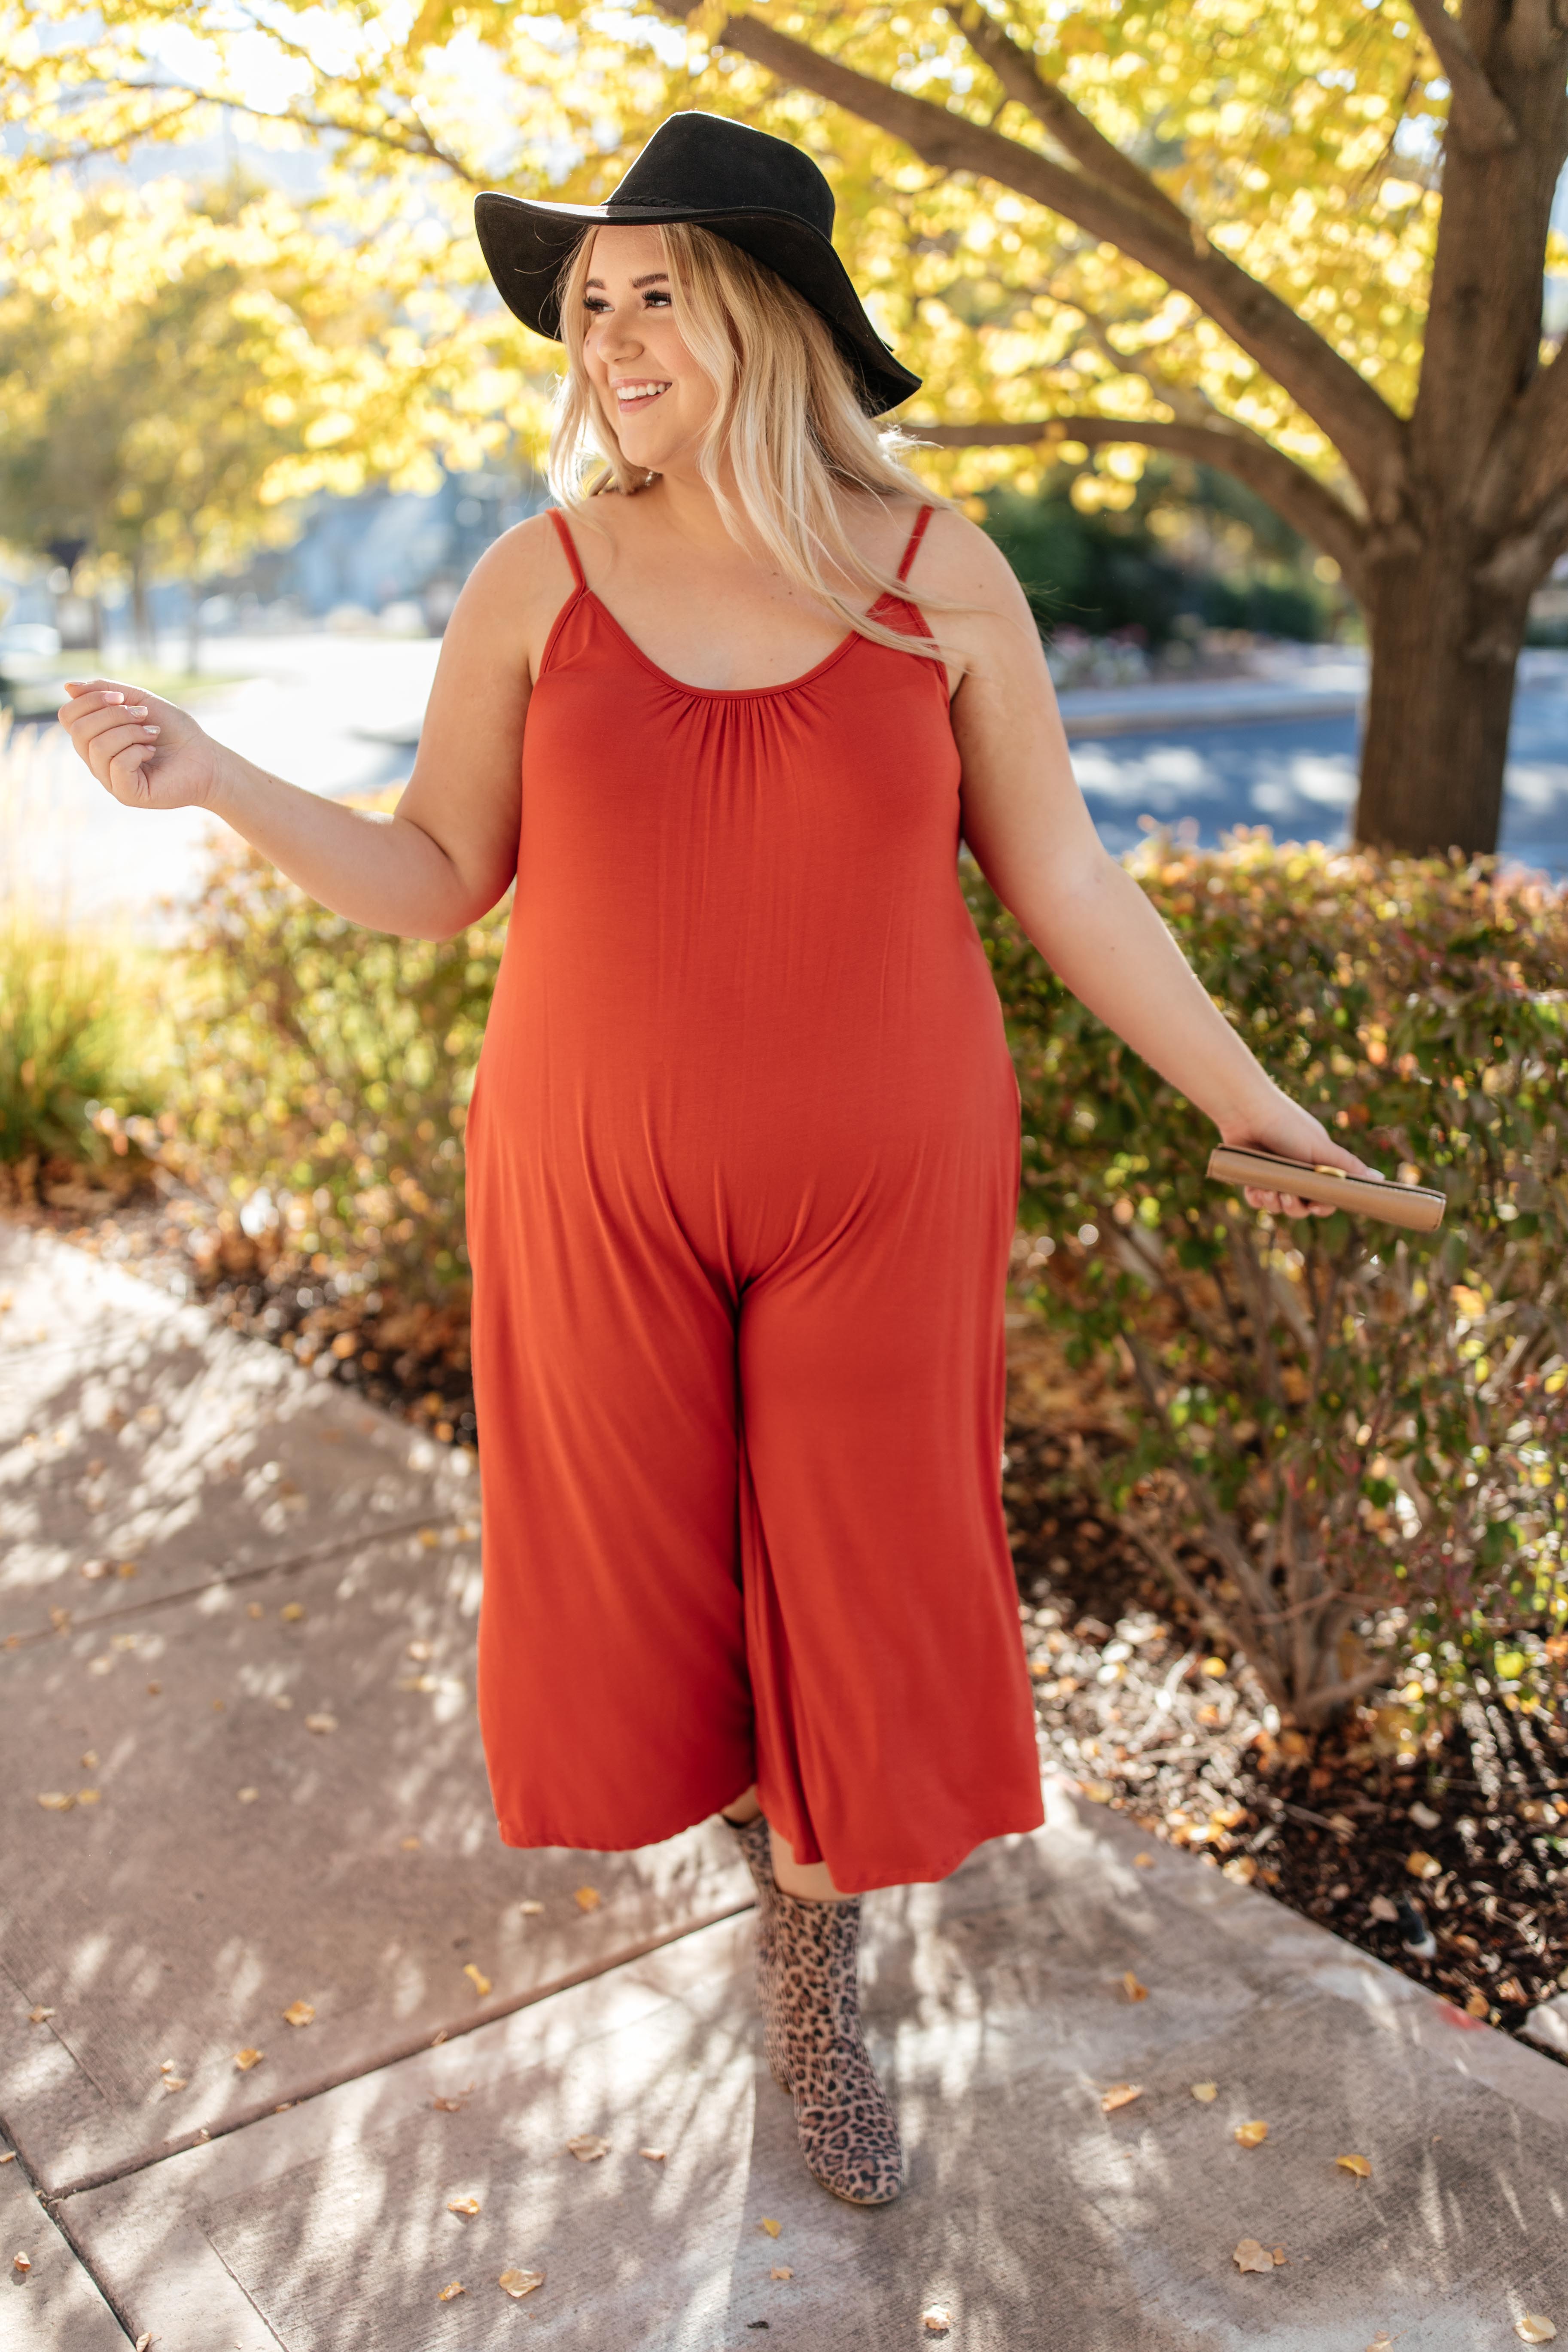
499, 2267, 545, 2299
304, 1714, 337, 1735
1234, 2119, 1269, 2147
161, 2076, 187, 2093
407, 1640, 433, 1661
281, 2001, 314, 2028
1405, 1849, 1441, 1880
1078, 1780, 1115, 1804
1516, 2321, 1558, 2345
1233, 2238, 1276, 2273
233, 2048, 264, 2072
639, 2147, 667, 2161
1337, 2152, 1371, 2178
519, 1899, 543, 1915
1133, 1851, 1154, 1868
1466, 1988, 1491, 2018
923, 2309, 953, 2335
462, 1965, 491, 1997
37, 1792, 73, 1811
419, 1527, 440, 1547
280, 1602, 304, 1622
238, 1788, 259, 1804
436, 2280, 465, 2301
1122, 1971, 1149, 2002
574, 1886, 601, 1912
1223, 1855, 1258, 1885
447, 2195, 480, 2217
401, 1835, 421, 1850
770, 2266, 793, 2279
12, 2253, 30, 2275
759, 2216, 782, 2236
1101, 2082, 1142, 2113
1367, 2336, 1393, 2351
1200, 1656, 1228, 1678
1190, 2081, 1218, 2102
566, 2134, 610, 2162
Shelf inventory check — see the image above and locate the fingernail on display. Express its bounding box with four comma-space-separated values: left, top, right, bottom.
143, 725, 160, 736
126, 704, 148, 716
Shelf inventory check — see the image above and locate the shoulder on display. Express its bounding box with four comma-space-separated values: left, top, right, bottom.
904, 504, 1029, 614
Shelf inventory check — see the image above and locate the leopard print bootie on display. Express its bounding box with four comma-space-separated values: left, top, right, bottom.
722, 1811, 792, 2092
771, 1888, 903, 2206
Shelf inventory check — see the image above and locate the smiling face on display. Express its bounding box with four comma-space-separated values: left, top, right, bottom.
578, 223, 717, 477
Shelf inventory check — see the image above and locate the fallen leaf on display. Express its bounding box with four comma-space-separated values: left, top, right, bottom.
136, 2335, 153, 2349
304, 1714, 337, 1735
281, 2001, 315, 2028
436, 2280, 465, 2301
574, 1885, 602, 1912
566, 2134, 610, 2162
1366, 2336, 1393, 2351
1134, 1852, 1154, 1868
922, 2309, 953, 2335
280, 1603, 305, 1622
1122, 1972, 1149, 2003
1101, 2083, 1143, 2113
1078, 1780, 1115, 1804
247, 1602, 264, 1619
233, 2048, 264, 2072
1200, 1655, 1228, 1677
80, 1751, 97, 1769
146, 1682, 161, 1696
237, 1788, 259, 1805
770, 2265, 793, 2280
1465, 1988, 1491, 2019
1405, 1849, 1441, 1880
401, 1835, 421, 1850
499, 2267, 545, 2299
1233, 2238, 1276, 2273
1410, 1800, 1441, 1830
1190, 2082, 1218, 2103
28, 2007, 54, 2024
419, 1527, 440, 1548
37, 1792, 73, 1811
408, 1640, 433, 1661
1234, 2120, 1269, 2148
1517, 2320, 1558, 2345
519, 1899, 544, 1915
1337, 2152, 1372, 2179
758, 2217, 782, 2237
432, 2094, 469, 2113
161, 2077, 187, 2094
0, 2153, 14, 2163
13, 2252, 30, 2275
447, 2196, 481, 2217
639, 2147, 667, 2162
462, 1964, 491, 1997
1222, 1855, 1258, 1886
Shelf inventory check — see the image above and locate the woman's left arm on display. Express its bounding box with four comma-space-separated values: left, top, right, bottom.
933, 514, 1376, 1220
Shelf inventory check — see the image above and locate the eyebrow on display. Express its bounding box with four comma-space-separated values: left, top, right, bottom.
582, 272, 670, 291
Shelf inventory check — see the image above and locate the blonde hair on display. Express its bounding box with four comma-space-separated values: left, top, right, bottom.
545, 221, 960, 663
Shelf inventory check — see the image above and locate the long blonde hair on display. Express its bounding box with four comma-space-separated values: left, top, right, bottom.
545, 221, 959, 663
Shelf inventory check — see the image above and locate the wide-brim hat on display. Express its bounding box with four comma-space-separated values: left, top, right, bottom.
474, 110, 921, 417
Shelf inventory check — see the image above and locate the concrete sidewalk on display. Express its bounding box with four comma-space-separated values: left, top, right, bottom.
3, 1214, 1566, 2350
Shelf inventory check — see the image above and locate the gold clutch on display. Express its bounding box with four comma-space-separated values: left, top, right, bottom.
1206, 1145, 1446, 1232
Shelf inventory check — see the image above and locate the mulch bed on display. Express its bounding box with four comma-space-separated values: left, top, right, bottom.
10, 1159, 1566, 2056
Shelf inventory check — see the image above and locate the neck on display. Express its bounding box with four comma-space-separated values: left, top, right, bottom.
633, 446, 752, 560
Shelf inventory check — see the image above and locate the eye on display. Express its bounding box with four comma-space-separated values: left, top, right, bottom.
583, 295, 611, 314
642, 289, 672, 308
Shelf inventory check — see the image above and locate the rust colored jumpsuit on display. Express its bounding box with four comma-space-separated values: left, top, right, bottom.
465, 505, 1043, 1893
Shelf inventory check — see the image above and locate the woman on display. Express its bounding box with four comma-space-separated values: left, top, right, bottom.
58, 111, 1369, 2210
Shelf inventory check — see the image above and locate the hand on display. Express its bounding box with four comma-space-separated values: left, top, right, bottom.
1217, 1085, 1382, 1221
57, 678, 224, 813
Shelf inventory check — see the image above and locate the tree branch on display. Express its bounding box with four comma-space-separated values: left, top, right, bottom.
954, 4, 1191, 231
680, 9, 1407, 499
912, 415, 1367, 589
67, 76, 485, 184
1408, 0, 1519, 150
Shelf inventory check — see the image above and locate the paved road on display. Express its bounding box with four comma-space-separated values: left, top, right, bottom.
6, 637, 1564, 937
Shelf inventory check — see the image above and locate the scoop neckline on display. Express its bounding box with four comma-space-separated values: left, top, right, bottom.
581, 585, 898, 700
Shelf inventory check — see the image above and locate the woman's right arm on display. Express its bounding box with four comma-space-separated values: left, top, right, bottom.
55, 513, 568, 942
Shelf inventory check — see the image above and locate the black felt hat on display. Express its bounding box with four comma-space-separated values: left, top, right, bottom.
474, 111, 920, 417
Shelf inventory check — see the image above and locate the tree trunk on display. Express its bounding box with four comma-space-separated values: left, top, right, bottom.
1355, 533, 1527, 858
129, 552, 154, 660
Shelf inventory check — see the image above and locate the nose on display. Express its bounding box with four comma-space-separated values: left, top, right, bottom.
594, 309, 643, 364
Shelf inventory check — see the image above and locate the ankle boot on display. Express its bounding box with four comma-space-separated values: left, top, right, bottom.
770, 1888, 903, 2206
722, 1812, 792, 2091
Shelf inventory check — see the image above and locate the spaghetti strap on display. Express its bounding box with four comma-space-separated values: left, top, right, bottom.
895, 504, 934, 584
548, 508, 587, 593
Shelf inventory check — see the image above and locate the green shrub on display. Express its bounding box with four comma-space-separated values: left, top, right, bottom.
970, 831, 1568, 1728
164, 833, 505, 1305
0, 917, 165, 1174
